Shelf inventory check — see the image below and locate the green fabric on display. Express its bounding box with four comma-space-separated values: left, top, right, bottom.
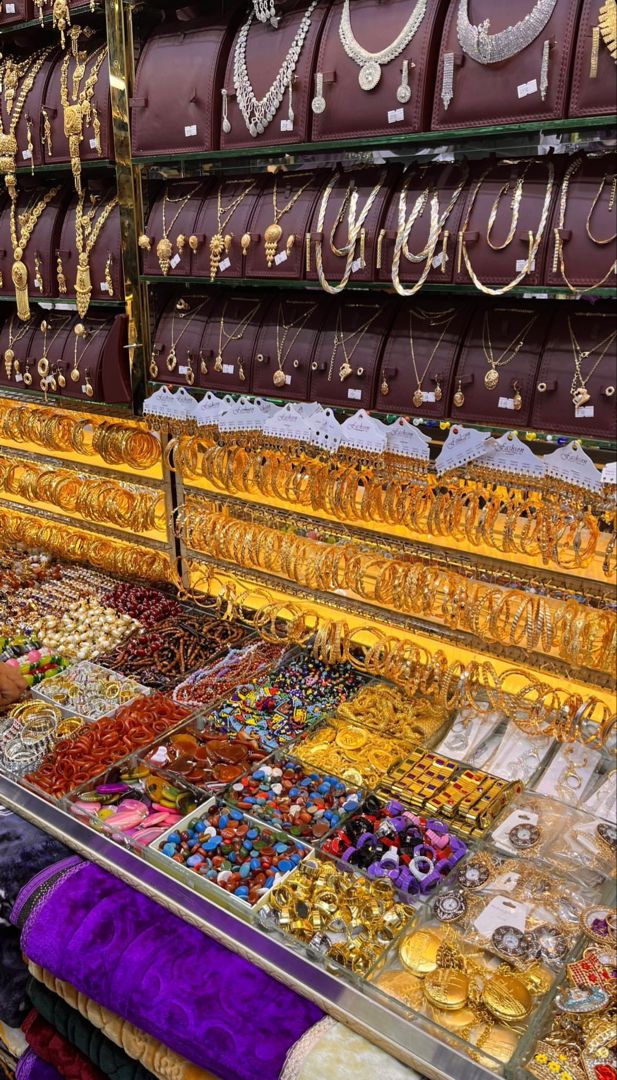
26, 980, 155, 1080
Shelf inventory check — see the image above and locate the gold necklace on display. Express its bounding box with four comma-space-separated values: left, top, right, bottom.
0, 48, 54, 199
148, 184, 201, 277
554, 157, 617, 292
37, 316, 72, 388
165, 298, 210, 374
3, 313, 32, 380
264, 174, 313, 267
60, 37, 108, 195
486, 162, 534, 251
273, 301, 317, 388
210, 179, 256, 280
392, 163, 469, 297
10, 185, 62, 321
315, 170, 386, 295
599, 0, 617, 61
328, 306, 381, 382
482, 310, 538, 390
74, 189, 118, 316
409, 308, 456, 407
69, 321, 104, 392
568, 316, 617, 407
214, 299, 261, 375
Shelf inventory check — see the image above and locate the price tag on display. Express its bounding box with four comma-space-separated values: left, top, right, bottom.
432, 252, 444, 269
178, 365, 188, 376
22, 149, 32, 160
274, 250, 288, 266
498, 397, 515, 410
422, 391, 436, 403
34, 278, 42, 290
5, 5, 16, 13
474, 896, 530, 938
351, 258, 364, 274
285, 374, 292, 385
517, 78, 538, 98
347, 388, 362, 401
14, 373, 23, 383
170, 254, 181, 270
222, 364, 234, 375
516, 257, 535, 272
280, 119, 294, 132
81, 384, 89, 395
218, 258, 231, 273
184, 124, 197, 138
575, 405, 595, 418
89, 139, 99, 151
387, 108, 405, 124
100, 282, 109, 292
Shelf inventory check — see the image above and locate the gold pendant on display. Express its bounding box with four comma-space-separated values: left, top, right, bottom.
4, 349, 14, 379
57, 370, 66, 389
70, 365, 80, 383
264, 222, 283, 267
484, 368, 499, 390
453, 380, 465, 408
241, 233, 252, 256
339, 361, 353, 382
74, 253, 92, 318
37, 356, 50, 377
380, 376, 390, 396
214, 354, 223, 373
23, 367, 32, 387
166, 347, 177, 372
138, 234, 152, 252
210, 234, 226, 279
273, 369, 287, 388
413, 388, 424, 408
573, 387, 591, 408
156, 237, 173, 276
11, 258, 30, 321
149, 353, 159, 379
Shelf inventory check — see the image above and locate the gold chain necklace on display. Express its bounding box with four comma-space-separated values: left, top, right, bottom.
69, 322, 104, 393
568, 316, 617, 407
151, 184, 201, 277
328, 306, 381, 382
264, 174, 313, 267
482, 310, 538, 390
0, 48, 54, 199
409, 308, 456, 406
316, 170, 386, 295
37, 316, 72, 387
10, 185, 61, 321
486, 162, 534, 251
60, 39, 107, 195
214, 299, 261, 375
165, 298, 210, 373
210, 179, 256, 280
3, 313, 32, 380
392, 162, 469, 296
554, 157, 617, 293
74, 189, 118, 317
273, 301, 317, 388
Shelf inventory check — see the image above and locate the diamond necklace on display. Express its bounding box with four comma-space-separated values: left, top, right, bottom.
456, 0, 558, 63
339, 0, 427, 91
233, 0, 319, 138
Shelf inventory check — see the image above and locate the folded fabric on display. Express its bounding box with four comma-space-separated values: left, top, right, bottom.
23, 1009, 105, 1080
0, 1044, 18, 1080
13, 859, 322, 1080
281, 1018, 425, 1080
0, 1021, 27, 1061
14, 1049, 61, 1080
0, 925, 29, 1029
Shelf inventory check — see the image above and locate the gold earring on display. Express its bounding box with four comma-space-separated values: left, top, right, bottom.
435, 376, 443, 402
513, 381, 523, 411
104, 253, 113, 297
200, 351, 208, 376
83, 370, 94, 398
57, 256, 67, 294
238, 358, 246, 382
453, 379, 465, 408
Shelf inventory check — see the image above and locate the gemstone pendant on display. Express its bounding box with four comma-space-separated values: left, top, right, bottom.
359, 60, 381, 91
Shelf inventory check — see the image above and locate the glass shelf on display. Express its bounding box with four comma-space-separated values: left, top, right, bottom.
15, 159, 115, 176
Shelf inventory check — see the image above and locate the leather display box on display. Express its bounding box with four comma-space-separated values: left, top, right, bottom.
2, 50, 58, 174
141, 180, 211, 279
376, 161, 470, 287
310, 0, 447, 142
53, 313, 130, 404
375, 298, 474, 418
251, 294, 329, 400
568, 0, 617, 117
219, 0, 331, 150
546, 152, 617, 292
243, 170, 328, 281
42, 41, 113, 165
454, 158, 558, 290
191, 176, 264, 280
0, 0, 33, 26
306, 165, 395, 287
57, 182, 123, 306
431, 0, 583, 130
0, 310, 38, 391
0, 182, 70, 301
451, 302, 550, 427
191, 292, 269, 393
131, 13, 240, 157
150, 293, 216, 387
531, 306, 617, 440
23, 312, 77, 396
308, 295, 396, 409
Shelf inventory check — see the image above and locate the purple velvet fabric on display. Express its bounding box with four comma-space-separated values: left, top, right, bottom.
12, 861, 322, 1080
15, 1049, 62, 1080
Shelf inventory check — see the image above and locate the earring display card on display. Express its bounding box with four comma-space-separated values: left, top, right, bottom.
308, 296, 396, 409
375, 298, 472, 418
376, 161, 469, 288
131, 15, 239, 157
307, 165, 394, 287
251, 295, 329, 401
531, 305, 617, 440
243, 170, 327, 281
220, 0, 331, 150
454, 158, 558, 290
141, 181, 211, 279
309, 0, 446, 142
451, 302, 549, 427
546, 152, 617, 292
568, 0, 617, 117
191, 177, 265, 281
151, 294, 216, 389
197, 293, 268, 394
431, 0, 583, 130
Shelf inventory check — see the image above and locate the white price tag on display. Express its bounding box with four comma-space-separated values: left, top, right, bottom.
517, 78, 538, 98
222, 364, 234, 375
81, 384, 89, 395
218, 258, 231, 273
498, 397, 515, 410
274, 250, 288, 266
285, 374, 292, 385
575, 405, 595, 418
280, 119, 294, 133
100, 282, 109, 292
34, 278, 42, 290
432, 252, 444, 269
347, 388, 362, 401
388, 108, 405, 124
351, 258, 364, 273
178, 365, 188, 376
89, 139, 99, 150
22, 149, 32, 160
14, 373, 23, 383
422, 391, 436, 403
184, 124, 197, 138
516, 258, 535, 272
6, 5, 16, 13
474, 896, 530, 939
169, 254, 181, 270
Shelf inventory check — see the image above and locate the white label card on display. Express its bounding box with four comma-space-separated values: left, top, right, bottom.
347, 388, 362, 401
222, 364, 234, 375
516, 258, 535, 272
575, 405, 595, 418
89, 139, 99, 151
184, 125, 197, 137
422, 391, 436, 403
6, 4, 16, 11
517, 78, 538, 98
178, 366, 188, 376
351, 258, 364, 274
280, 119, 294, 132
388, 108, 405, 124
34, 279, 42, 290
498, 397, 515, 410
432, 252, 444, 269
170, 254, 181, 270
100, 282, 109, 292
22, 149, 32, 160
218, 258, 231, 273
14, 373, 23, 383
285, 374, 292, 385
474, 896, 530, 938
274, 250, 288, 266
